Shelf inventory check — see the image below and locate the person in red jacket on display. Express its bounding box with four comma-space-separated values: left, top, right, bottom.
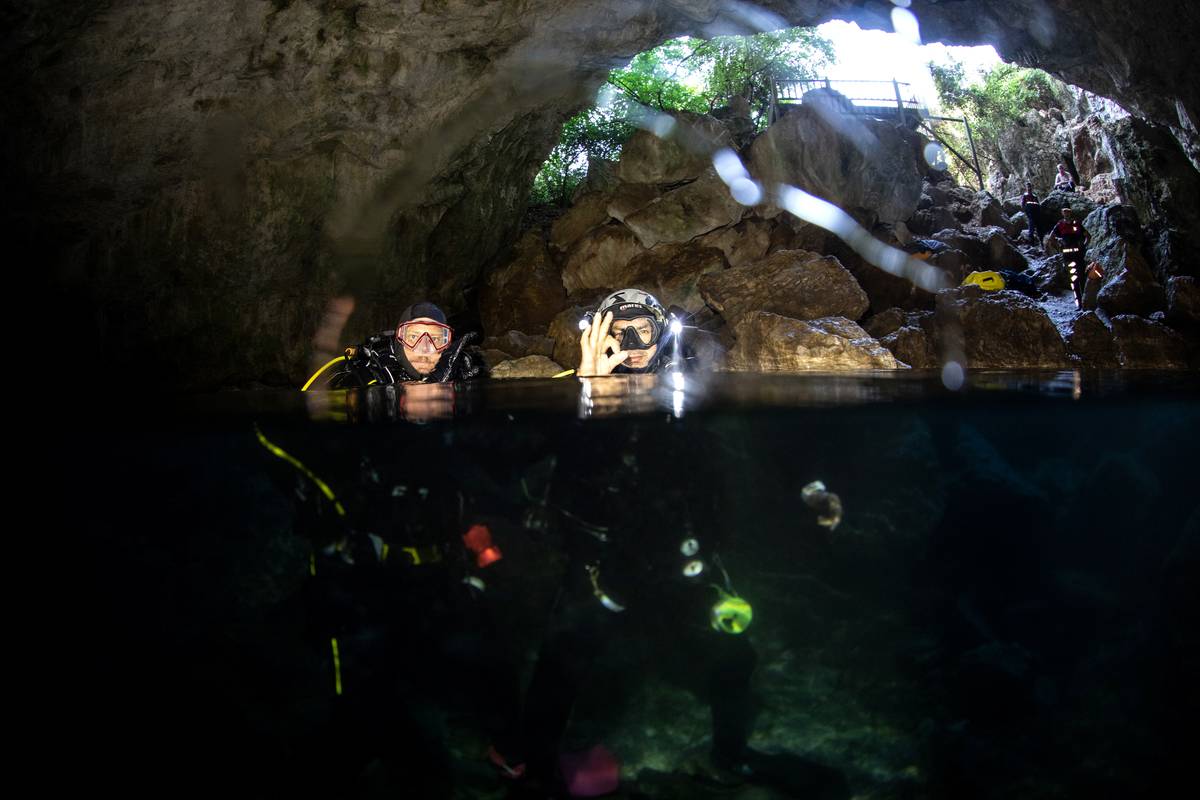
1051, 208, 1092, 307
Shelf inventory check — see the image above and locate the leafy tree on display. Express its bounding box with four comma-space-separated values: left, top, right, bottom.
530, 28, 834, 206
929, 60, 1063, 184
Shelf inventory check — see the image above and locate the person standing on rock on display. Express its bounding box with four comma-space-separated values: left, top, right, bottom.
1021, 181, 1043, 244
1051, 208, 1092, 307
1054, 163, 1076, 193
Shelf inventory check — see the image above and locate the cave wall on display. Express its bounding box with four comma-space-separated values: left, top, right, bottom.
6, 0, 1198, 388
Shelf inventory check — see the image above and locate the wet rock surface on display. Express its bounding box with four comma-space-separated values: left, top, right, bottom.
488, 354, 566, 378
700, 250, 869, 326
726, 312, 903, 371
934, 287, 1070, 369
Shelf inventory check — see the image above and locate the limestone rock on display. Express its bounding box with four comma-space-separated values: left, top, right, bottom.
1166, 276, 1200, 332
561, 225, 646, 293
1084, 205, 1166, 317
747, 104, 925, 224
726, 312, 904, 372
934, 227, 1027, 272
478, 232, 567, 336
616, 112, 734, 184
547, 305, 590, 371
694, 218, 774, 268
880, 326, 939, 369
489, 355, 567, 379
1063, 311, 1119, 367
622, 244, 728, 313
863, 308, 910, 339
934, 287, 1069, 368
481, 331, 555, 359
606, 184, 662, 223
1110, 315, 1192, 368
622, 169, 746, 249
549, 192, 614, 252
699, 249, 869, 326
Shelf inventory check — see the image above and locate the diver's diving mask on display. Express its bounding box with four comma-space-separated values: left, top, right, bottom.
397, 321, 453, 355
611, 316, 660, 351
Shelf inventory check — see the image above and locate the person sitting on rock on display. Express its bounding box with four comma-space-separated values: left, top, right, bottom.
1054, 163, 1076, 193
303, 301, 487, 389
1021, 181, 1043, 243
1051, 208, 1092, 308
576, 289, 690, 376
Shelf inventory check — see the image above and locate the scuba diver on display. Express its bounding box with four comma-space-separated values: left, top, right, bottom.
1050, 208, 1092, 308
255, 425, 527, 796
303, 301, 487, 389
576, 289, 692, 377
1021, 182, 1043, 244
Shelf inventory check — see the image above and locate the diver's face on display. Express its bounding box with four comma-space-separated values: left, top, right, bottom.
611, 317, 658, 369
398, 318, 451, 375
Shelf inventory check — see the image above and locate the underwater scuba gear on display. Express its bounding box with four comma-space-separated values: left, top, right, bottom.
710, 587, 753, 634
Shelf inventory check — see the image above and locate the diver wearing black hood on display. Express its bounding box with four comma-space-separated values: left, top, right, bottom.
303, 302, 488, 389
577, 289, 693, 376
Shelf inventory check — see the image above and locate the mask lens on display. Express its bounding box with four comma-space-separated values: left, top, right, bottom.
611, 317, 656, 349
398, 323, 452, 353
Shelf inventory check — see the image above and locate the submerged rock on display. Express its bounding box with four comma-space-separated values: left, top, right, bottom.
699, 249, 869, 326
726, 312, 904, 371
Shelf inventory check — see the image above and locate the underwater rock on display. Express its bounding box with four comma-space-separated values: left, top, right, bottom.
622, 169, 746, 249
481, 331, 555, 360
934, 286, 1070, 368
747, 104, 925, 224
621, 244, 729, 314
615, 112, 735, 185
1063, 312, 1120, 367
549, 191, 615, 252
802, 480, 843, 530
726, 312, 904, 372
561, 224, 647, 293
1166, 276, 1200, 332
699, 250, 869, 326
478, 232, 568, 337
1110, 315, 1192, 367
489, 355, 566, 378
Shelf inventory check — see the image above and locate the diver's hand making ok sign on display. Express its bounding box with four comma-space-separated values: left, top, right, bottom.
578, 310, 628, 377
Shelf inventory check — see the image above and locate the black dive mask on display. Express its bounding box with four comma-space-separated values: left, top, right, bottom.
613, 317, 660, 351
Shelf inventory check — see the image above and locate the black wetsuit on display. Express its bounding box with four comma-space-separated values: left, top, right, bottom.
1021, 192, 1042, 240
319, 330, 488, 388
257, 429, 521, 796
519, 426, 757, 783
1052, 220, 1091, 305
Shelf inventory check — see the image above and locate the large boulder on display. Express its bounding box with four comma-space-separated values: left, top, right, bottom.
606, 183, 662, 223
880, 326, 939, 369
1084, 205, 1166, 316
489, 355, 567, 378
616, 112, 734, 184
549, 191, 614, 252
934, 286, 1069, 368
694, 217, 774, 268
1110, 315, 1192, 368
906, 205, 962, 236
481, 330, 555, 359
1040, 189, 1099, 220
561, 225, 646, 293
934, 226, 1028, 272
622, 169, 746, 249
828, 237, 938, 314
699, 249, 869, 325
726, 312, 904, 371
622, 244, 729, 313
1063, 311, 1120, 367
547, 305, 590, 371
747, 104, 925, 224
478, 231, 568, 336
1166, 276, 1200, 332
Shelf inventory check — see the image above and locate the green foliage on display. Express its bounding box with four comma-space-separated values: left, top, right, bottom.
929, 60, 1061, 183
530, 28, 834, 207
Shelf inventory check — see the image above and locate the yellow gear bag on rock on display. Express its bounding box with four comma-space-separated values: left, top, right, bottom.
962, 271, 1006, 291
